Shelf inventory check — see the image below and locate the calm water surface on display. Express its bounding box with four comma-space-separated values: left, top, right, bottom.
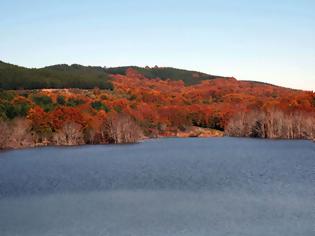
0, 138, 314, 236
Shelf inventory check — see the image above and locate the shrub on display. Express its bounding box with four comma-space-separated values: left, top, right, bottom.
32, 95, 54, 112
91, 101, 110, 112
57, 95, 66, 105
0, 101, 31, 119
113, 105, 122, 113
66, 98, 85, 107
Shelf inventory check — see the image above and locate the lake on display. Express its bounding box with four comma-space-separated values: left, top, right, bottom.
0, 137, 314, 236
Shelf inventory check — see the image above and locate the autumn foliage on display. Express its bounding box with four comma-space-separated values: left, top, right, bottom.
0, 66, 315, 149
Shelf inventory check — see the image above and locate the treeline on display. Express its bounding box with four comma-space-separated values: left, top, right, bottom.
0, 112, 143, 149
106, 66, 228, 85
225, 109, 315, 139
0, 61, 113, 90
0, 61, 230, 89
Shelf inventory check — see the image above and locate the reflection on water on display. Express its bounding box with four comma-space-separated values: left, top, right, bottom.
0, 138, 314, 236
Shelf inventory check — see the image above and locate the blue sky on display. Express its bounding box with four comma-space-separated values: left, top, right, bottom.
1, 0, 314, 90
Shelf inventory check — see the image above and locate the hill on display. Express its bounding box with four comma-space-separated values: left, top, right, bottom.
0, 61, 113, 90
0, 60, 314, 149
105, 66, 228, 85
0, 61, 230, 89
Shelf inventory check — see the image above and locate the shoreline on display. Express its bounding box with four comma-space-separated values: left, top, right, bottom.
1, 134, 314, 153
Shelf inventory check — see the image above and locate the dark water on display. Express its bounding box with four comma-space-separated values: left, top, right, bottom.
0, 138, 314, 236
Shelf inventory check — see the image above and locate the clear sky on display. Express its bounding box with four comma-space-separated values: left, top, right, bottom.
1, 0, 314, 90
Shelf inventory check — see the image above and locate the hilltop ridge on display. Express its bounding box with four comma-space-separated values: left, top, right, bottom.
0, 60, 256, 89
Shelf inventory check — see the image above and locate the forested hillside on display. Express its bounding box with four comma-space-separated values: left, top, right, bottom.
106, 66, 228, 85
0, 61, 113, 90
0, 61, 314, 149
0, 61, 229, 89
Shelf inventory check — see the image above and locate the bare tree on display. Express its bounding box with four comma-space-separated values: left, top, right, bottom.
7, 118, 33, 148
0, 120, 10, 149
101, 113, 143, 144
53, 121, 84, 146
225, 108, 315, 140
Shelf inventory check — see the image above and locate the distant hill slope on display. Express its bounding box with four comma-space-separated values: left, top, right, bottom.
105, 66, 228, 85
0, 61, 230, 89
0, 61, 113, 90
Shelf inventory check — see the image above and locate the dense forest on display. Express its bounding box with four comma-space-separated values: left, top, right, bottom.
0, 61, 314, 149
0, 61, 227, 89
105, 66, 227, 85
0, 61, 113, 90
